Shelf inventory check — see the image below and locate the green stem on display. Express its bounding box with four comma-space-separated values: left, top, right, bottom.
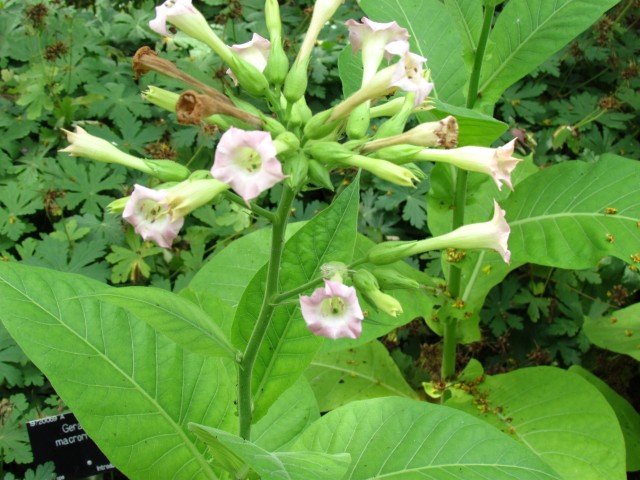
237, 185, 296, 439
440, 4, 495, 383
223, 191, 276, 222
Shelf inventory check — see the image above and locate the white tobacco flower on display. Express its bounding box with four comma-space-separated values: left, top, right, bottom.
123, 185, 184, 249
388, 45, 433, 108
210, 128, 286, 202
415, 138, 521, 191
122, 179, 229, 248
345, 17, 409, 85
226, 33, 271, 85
300, 280, 364, 340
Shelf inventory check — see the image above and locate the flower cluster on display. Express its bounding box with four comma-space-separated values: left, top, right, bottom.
58, 0, 521, 340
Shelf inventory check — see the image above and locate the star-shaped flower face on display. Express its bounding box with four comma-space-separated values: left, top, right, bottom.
210, 128, 286, 202
300, 280, 364, 339
389, 49, 434, 108
345, 17, 409, 84
227, 33, 271, 85
149, 0, 197, 36
122, 185, 184, 248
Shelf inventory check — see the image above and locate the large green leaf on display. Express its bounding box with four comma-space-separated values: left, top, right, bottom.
189, 424, 350, 480
305, 340, 417, 412
0, 263, 235, 479
232, 179, 361, 421
252, 377, 320, 452
443, 0, 482, 72
87, 286, 238, 359
569, 365, 640, 472
478, 0, 621, 109
292, 396, 562, 479
583, 303, 640, 361
189, 223, 305, 307
359, 0, 467, 106
447, 366, 626, 480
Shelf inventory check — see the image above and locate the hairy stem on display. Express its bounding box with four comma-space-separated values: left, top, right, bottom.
237, 185, 295, 439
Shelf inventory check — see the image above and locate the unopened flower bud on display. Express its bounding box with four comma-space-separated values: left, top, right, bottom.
307, 141, 354, 163
284, 152, 309, 189
227, 55, 270, 97
264, 40, 289, 86
367, 289, 403, 317
371, 93, 414, 139
265, 0, 283, 39
303, 109, 342, 140
283, 59, 310, 104
274, 132, 300, 156
346, 102, 371, 139
352, 269, 380, 293
370, 97, 404, 118
321, 261, 349, 282
107, 196, 130, 215
307, 159, 334, 190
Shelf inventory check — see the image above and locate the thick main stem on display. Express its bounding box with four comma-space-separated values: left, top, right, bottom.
440, 4, 495, 383
237, 185, 296, 439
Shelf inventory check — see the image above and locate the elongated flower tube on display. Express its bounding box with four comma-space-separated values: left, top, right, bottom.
300, 280, 364, 339
60, 126, 190, 181
368, 200, 511, 264
345, 17, 409, 86
363, 116, 459, 153
210, 128, 286, 202
122, 179, 229, 248
149, 0, 234, 64
414, 138, 520, 191
149, 0, 268, 96
226, 34, 270, 85
330, 49, 433, 122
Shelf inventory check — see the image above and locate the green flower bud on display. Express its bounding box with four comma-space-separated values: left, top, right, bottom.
352, 269, 380, 293
274, 132, 301, 156
228, 55, 270, 97
265, 0, 283, 39
264, 40, 289, 86
142, 159, 191, 182
307, 159, 334, 190
303, 109, 342, 140
283, 58, 309, 104
373, 93, 414, 138
367, 289, 403, 317
321, 261, 349, 282
369, 145, 423, 164
106, 196, 130, 215
346, 102, 371, 140
371, 267, 420, 290
307, 141, 354, 163
284, 152, 309, 189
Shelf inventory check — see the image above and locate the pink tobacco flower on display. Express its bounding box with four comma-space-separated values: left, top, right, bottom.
345, 17, 409, 85
300, 280, 364, 340
210, 128, 286, 202
226, 33, 271, 85
122, 185, 184, 249
149, 0, 198, 36
415, 138, 521, 191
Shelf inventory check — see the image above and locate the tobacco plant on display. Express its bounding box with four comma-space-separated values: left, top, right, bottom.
1, 0, 639, 479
